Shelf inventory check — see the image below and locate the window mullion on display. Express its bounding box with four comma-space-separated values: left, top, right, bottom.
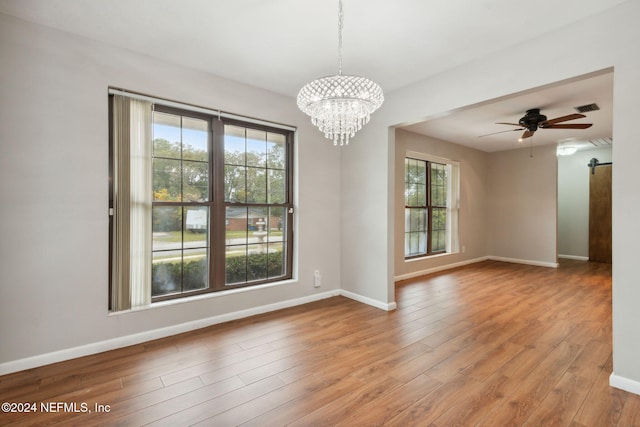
212, 118, 226, 291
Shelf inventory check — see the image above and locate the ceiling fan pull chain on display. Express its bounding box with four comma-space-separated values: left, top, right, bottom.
529, 135, 534, 158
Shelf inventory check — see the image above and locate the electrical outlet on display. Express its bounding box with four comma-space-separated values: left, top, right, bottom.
313, 270, 321, 288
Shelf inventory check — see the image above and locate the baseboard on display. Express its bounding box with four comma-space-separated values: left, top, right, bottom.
558, 254, 589, 261
489, 256, 559, 268
393, 255, 559, 282
0, 290, 340, 376
394, 256, 489, 282
610, 373, 640, 396
340, 289, 397, 311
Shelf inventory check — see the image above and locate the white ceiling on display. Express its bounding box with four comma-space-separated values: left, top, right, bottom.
0, 0, 622, 152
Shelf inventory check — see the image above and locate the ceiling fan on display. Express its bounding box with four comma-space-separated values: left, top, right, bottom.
482, 108, 593, 140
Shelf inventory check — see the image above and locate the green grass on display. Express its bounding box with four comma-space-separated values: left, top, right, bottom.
152, 230, 204, 243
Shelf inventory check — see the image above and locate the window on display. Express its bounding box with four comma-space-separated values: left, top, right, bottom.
222, 124, 290, 286
430, 162, 447, 253
109, 93, 294, 310
404, 154, 459, 259
151, 108, 211, 298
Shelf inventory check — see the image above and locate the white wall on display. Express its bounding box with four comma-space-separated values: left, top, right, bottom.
487, 145, 558, 266
339, 0, 640, 392
558, 147, 613, 259
0, 13, 341, 371
394, 129, 488, 280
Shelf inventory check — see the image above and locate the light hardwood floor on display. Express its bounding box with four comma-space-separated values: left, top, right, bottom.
1, 260, 639, 426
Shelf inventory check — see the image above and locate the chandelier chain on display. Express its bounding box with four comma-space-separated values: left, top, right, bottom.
338, 0, 343, 75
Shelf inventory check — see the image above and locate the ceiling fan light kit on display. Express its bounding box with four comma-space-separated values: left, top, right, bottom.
557, 145, 578, 156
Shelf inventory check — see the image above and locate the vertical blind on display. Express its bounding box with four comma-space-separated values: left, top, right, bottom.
111, 95, 152, 311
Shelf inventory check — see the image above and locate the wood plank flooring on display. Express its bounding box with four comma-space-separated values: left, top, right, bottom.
1, 260, 639, 426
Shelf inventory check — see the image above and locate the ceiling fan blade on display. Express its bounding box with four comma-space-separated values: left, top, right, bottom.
496, 122, 521, 126
478, 128, 523, 137
520, 130, 535, 140
544, 123, 593, 129
540, 113, 586, 126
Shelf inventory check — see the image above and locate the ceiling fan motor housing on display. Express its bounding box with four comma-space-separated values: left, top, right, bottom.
519, 108, 547, 131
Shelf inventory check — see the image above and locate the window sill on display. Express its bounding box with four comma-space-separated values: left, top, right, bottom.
108, 278, 298, 316
404, 250, 459, 263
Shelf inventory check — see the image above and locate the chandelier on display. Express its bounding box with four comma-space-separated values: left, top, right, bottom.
297, 0, 384, 146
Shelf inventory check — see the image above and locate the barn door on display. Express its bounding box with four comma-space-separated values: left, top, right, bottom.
589, 164, 612, 263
